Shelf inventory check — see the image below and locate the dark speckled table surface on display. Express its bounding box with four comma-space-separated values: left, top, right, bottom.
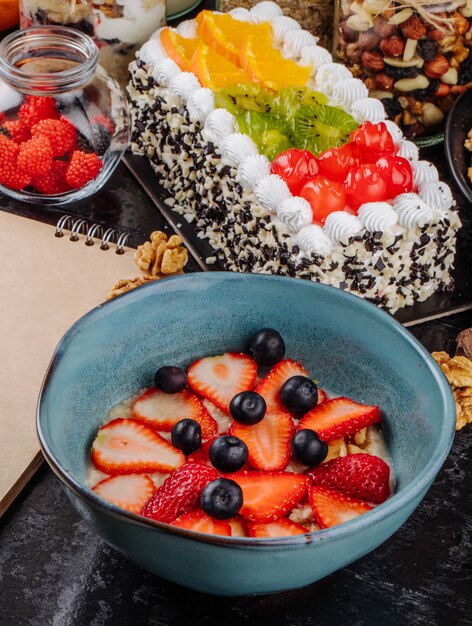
1, 116, 472, 626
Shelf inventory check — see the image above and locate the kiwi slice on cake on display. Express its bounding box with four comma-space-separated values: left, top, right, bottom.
236, 111, 292, 160
214, 84, 272, 115
293, 104, 358, 155
269, 87, 328, 130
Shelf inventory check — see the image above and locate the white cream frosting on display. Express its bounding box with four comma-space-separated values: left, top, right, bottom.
299, 45, 333, 73
250, 1, 283, 22
314, 63, 352, 95
383, 119, 403, 146
169, 72, 201, 102
95, 1, 165, 45
358, 202, 399, 232
324, 212, 363, 243
394, 193, 436, 228
282, 30, 319, 59
254, 175, 291, 212
176, 19, 197, 38
295, 224, 333, 257
187, 88, 215, 124
271, 16, 302, 46
350, 98, 386, 124
411, 160, 440, 189
397, 140, 419, 162
203, 109, 235, 145
220, 133, 259, 168
330, 78, 369, 108
419, 181, 454, 212
139, 39, 167, 67
237, 154, 270, 191
277, 197, 313, 233
152, 58, 181, 87
229, 7, 252, 21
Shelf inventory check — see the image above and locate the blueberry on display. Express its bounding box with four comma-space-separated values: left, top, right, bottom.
291, 429, 328, 466
230, 391, 266, 425
280, 376, 318, 416
201, 478, 243, 520
209, 436, 248, 473
171, 419, 201, 455
154, 365, 187, 394
249, 328, 286, 366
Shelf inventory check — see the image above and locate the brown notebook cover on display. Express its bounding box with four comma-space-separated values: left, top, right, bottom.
0, 211, 145, 515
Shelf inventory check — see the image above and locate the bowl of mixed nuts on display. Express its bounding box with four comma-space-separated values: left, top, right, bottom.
444, 87, 472, 202
334, 0, 472, 142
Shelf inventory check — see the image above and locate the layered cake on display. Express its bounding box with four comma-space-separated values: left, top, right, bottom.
127, 2, 461, 312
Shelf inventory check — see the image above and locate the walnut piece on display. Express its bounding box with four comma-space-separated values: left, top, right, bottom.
107, 275, 160, 300
432, 351, 472, 430
135, 230, 188, 276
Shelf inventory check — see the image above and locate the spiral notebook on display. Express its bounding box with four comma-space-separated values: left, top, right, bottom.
0, 211, 145, 515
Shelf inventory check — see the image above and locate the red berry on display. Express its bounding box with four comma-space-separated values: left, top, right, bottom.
350, 121, 395, 161
317, 143, 359, 182
17, 136, 54, 177
18, 95, 59, 128
376, 155, 413, 199
270, 148, 319, 195
306, 453, 391, 504
344, 164, 388, 210
32, 118, 76, 157
300, 175, 346, 223
66, 151, 103, 189
31, 160, 70, 195
2, 119, 31, 143
90, 113, 115, 134
141, 462, 220, 523
0, 135, 31, 190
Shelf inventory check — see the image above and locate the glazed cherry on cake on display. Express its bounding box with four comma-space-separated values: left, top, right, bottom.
89, 328, 393, 537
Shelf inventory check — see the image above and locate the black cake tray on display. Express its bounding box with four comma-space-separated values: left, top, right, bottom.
124, 152, 472, 328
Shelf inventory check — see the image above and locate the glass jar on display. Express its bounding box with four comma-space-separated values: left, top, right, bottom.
334, 0, 472, 141
0, 27, 129, 205
19, 0, 166, 87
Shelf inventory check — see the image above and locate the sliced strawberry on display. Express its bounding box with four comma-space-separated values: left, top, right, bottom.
298, 397, 381, 442
230, 471, 309, 523
247, 518, 309, 538
141, 462, 219, 523
187, 436, 216, 465
229, 516, 248, 537
171, 509, 232, 535
133, 388, 218, 438
255, 359, 309, 413
231, 410, 294, 471
187, 352, 257, 413
92, 474, 156, 514
317, 388, 328, 404
306, 453, 391, 504
91, 418, 185, 475
308, 485, 373, 529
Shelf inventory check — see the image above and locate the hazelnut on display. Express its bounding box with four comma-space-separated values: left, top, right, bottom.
373, 16, 397, 38
375, 72, 395, 90
346, 42, 362, 63
453, 12, 470, 35
380, 36, 406, 57
401, 15, 427, 40
435, 82, 450, 96
424, 54, 450, 78
428, 29, 446, 42
358, 30, 381, 50
362, 51, 385, 70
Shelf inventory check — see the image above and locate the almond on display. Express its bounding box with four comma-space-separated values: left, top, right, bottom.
362, 51, 385, 70
401, 15, 427, 40
380, 36, 405, 57
424, 54, 450, 78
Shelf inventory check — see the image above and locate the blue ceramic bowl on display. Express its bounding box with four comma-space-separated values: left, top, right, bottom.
37, 273, 455, 596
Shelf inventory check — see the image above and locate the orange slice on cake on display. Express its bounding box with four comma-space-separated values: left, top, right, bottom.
196, 10, 271, 67
160, 28, 199, 72
240, 30, 312, 91
191, 44, 251, 90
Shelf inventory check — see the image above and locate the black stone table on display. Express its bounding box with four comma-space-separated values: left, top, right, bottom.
1, 152, 472, 626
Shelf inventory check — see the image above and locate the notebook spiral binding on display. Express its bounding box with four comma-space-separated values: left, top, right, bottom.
54, 216, 130, 255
